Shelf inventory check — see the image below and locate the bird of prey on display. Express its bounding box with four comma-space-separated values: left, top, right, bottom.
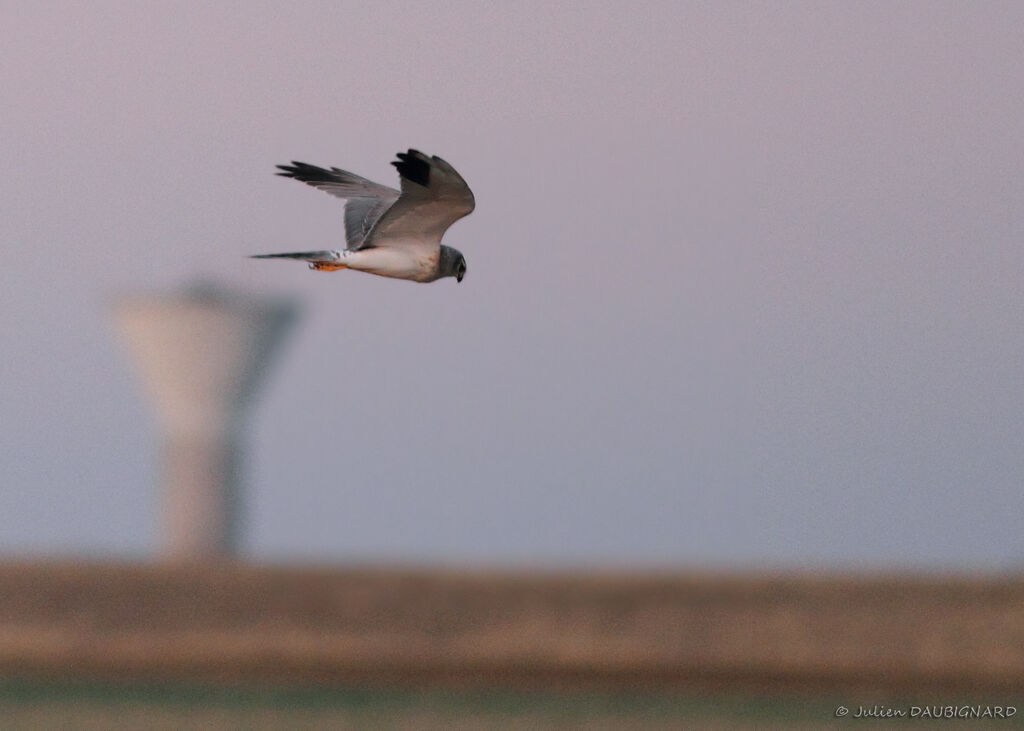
252, 149, 473, 283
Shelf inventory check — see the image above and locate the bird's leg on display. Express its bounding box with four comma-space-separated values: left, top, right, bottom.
309, 262, 348, 271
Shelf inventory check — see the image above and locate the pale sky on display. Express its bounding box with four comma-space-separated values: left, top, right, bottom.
2, 1, 1022, 568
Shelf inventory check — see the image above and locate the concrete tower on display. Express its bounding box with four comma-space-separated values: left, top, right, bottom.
115, 283, 297, 560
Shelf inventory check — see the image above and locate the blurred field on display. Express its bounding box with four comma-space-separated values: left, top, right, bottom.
0, 680, 854, 730
0, 561, 1019, 728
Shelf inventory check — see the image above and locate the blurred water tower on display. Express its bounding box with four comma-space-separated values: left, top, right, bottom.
115, 283, 298, 560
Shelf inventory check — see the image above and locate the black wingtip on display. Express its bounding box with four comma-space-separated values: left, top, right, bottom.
275, 161, 336, 183
275, 161, 301, 177
392, 149, 430, 187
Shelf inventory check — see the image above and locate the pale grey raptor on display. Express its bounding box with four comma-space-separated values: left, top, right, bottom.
252, 149, 473, 283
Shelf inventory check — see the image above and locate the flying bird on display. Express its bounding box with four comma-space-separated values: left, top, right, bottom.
252, 149, 473, 283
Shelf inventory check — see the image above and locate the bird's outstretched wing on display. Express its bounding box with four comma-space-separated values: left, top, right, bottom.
365, 150, 475, 246
276, 162, 400, 250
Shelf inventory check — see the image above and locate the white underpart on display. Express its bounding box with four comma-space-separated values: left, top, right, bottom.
340, 241, 441, 282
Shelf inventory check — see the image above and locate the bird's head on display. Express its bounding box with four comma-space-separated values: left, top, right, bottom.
440, 245, 467, 283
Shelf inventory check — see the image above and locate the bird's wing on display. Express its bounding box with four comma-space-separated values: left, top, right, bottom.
365, 150, 475, 247
276, 162, 400, 250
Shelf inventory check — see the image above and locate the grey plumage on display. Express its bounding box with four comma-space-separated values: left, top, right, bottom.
273, 162, 399, 251
438, 245, 467, 283
249, 249, 340, 263
254, 149, 474, 283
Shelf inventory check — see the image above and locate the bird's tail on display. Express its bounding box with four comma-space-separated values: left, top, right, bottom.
250, 250, 347, 271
